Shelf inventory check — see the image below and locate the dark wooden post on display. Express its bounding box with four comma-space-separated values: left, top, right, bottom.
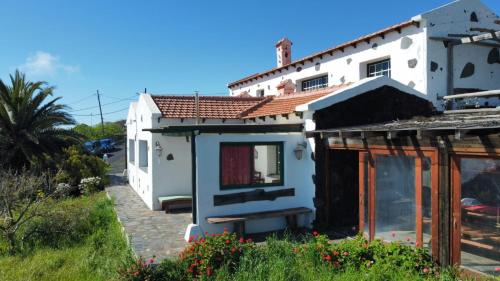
438, 143, 451, 266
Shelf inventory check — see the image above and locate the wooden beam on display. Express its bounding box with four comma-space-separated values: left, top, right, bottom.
269, 115, 276, 120
461, 30, 500, 44
281, 113, 289, 120
213, 188, 295, 206
438, 146, 451, 266
295, 112, 303, 118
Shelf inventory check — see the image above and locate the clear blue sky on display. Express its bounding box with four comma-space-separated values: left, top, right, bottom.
1, 0, 499, 124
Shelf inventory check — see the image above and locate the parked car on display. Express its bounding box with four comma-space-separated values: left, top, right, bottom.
84, 140, 103, 156
99, 138, 116, 152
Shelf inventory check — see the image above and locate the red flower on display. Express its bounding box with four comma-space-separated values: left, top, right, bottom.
231, 247, 237, 254
239, 237, 245, 243
188, 236, 194, 243
423, 267, 430, 274
495, 267, 500, 272
225, 239, 231, 245
206, 267, 213, 277
333, 251, 339, 256
246, 238, 253, 243
343, 251, 349, 257
312, 230, 319, 237
324, 255, 332, 262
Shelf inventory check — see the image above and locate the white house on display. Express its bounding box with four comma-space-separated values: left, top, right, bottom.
126, 0, 500, 255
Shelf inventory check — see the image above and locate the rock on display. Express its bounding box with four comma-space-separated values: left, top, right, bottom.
460, 63, 475, 78
487, 48, 499, 64
408, 59, 418, 68
431, 61, 439, 72
401, 37, 413, 49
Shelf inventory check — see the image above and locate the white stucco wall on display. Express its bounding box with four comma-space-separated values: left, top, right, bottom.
229, 0, 500, 109
422, 0, 500, 107
126, 94, 159, 209
194, 133, 316, 235
230, 24, 427, 100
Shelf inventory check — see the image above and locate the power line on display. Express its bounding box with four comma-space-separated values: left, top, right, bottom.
69, 98, 132, 112
64, 93, 96, 105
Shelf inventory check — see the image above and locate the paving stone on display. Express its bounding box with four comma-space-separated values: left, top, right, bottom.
106, 180, 190, 261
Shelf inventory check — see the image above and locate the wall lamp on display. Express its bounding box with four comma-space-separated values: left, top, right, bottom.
294, 141, 307, 160
154, 141, 163, 157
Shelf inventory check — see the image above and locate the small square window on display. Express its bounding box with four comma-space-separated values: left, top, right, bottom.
367, 59, 391, 78
256, 89, 265, 97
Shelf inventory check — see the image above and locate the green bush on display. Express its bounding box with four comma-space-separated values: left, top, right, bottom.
20, 194, 117, 252
122, 232, 459, 281
178, 230, 255, 279
55, 146, 110, 188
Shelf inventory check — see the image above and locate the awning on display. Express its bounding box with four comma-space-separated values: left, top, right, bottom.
308, 110, 500, 140
143, 123, 304, 135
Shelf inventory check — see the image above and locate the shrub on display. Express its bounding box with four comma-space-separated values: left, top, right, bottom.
178, 230, 255, 279
20, 194, 116, 252
55, 145, 109, 188
79, 177, 102, 195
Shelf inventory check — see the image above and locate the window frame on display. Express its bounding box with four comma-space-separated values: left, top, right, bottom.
219, 141, 284, 190
301, 75, 329, 92
138, 140, 148, 169
358, 148, 438, 259
128, 139, 135, 164
367, 59, 391, 78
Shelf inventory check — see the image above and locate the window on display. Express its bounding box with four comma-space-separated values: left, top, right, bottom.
367, 59, 391, 78
138, 140, 148, 168
361, 149, 437, 254
256, 89, 265, 97
301, 75, 328, 91
457, 157, 500, 276
128, 139, 135, 164
220, 142, 283, 189
375, 155, 416, 243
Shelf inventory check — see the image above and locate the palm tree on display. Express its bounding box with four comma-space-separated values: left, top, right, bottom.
0, 70, 80, 170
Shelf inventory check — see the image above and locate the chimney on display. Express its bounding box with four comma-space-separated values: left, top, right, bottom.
276, 38, 292, 67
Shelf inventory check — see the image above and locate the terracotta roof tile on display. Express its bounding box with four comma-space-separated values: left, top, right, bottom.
241, 84, 350, 119
151, 95, 266, 119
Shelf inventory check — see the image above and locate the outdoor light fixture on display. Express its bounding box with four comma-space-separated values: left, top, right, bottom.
154, 141, 163, 157
294, 142, 307, 160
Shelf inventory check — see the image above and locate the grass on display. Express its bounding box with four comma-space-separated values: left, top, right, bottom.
0, 193, 132, 281
211, 237, 451, 281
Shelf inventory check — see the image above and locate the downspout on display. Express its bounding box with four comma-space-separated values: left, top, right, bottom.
191, 131, 197, 224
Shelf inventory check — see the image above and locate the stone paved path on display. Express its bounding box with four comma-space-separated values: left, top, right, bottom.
106, 176, 191, 260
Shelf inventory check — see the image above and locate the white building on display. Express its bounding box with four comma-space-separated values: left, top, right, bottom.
126, 0, 500, 251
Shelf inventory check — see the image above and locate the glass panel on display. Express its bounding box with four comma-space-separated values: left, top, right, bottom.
422, 157, 432, 250
460, 158, 500, 276
375, 155, 416, 244
253, 144, 281, 184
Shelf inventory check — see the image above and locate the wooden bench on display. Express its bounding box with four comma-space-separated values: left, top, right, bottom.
158, 195, 192, 213
206, 207, 312, 237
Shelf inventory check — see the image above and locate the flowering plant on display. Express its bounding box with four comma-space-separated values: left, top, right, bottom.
118, 256, 156, 281
179, 229, 255, 279
298, 231, 437, 276
78, 176, 101, 195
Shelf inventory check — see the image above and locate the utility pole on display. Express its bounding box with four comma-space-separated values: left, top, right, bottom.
96, 90, 105, 137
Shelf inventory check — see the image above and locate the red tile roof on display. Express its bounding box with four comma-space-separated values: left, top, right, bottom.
151, 95, 267, 119
240, 84, 349, 119
228, 20, 420, 88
